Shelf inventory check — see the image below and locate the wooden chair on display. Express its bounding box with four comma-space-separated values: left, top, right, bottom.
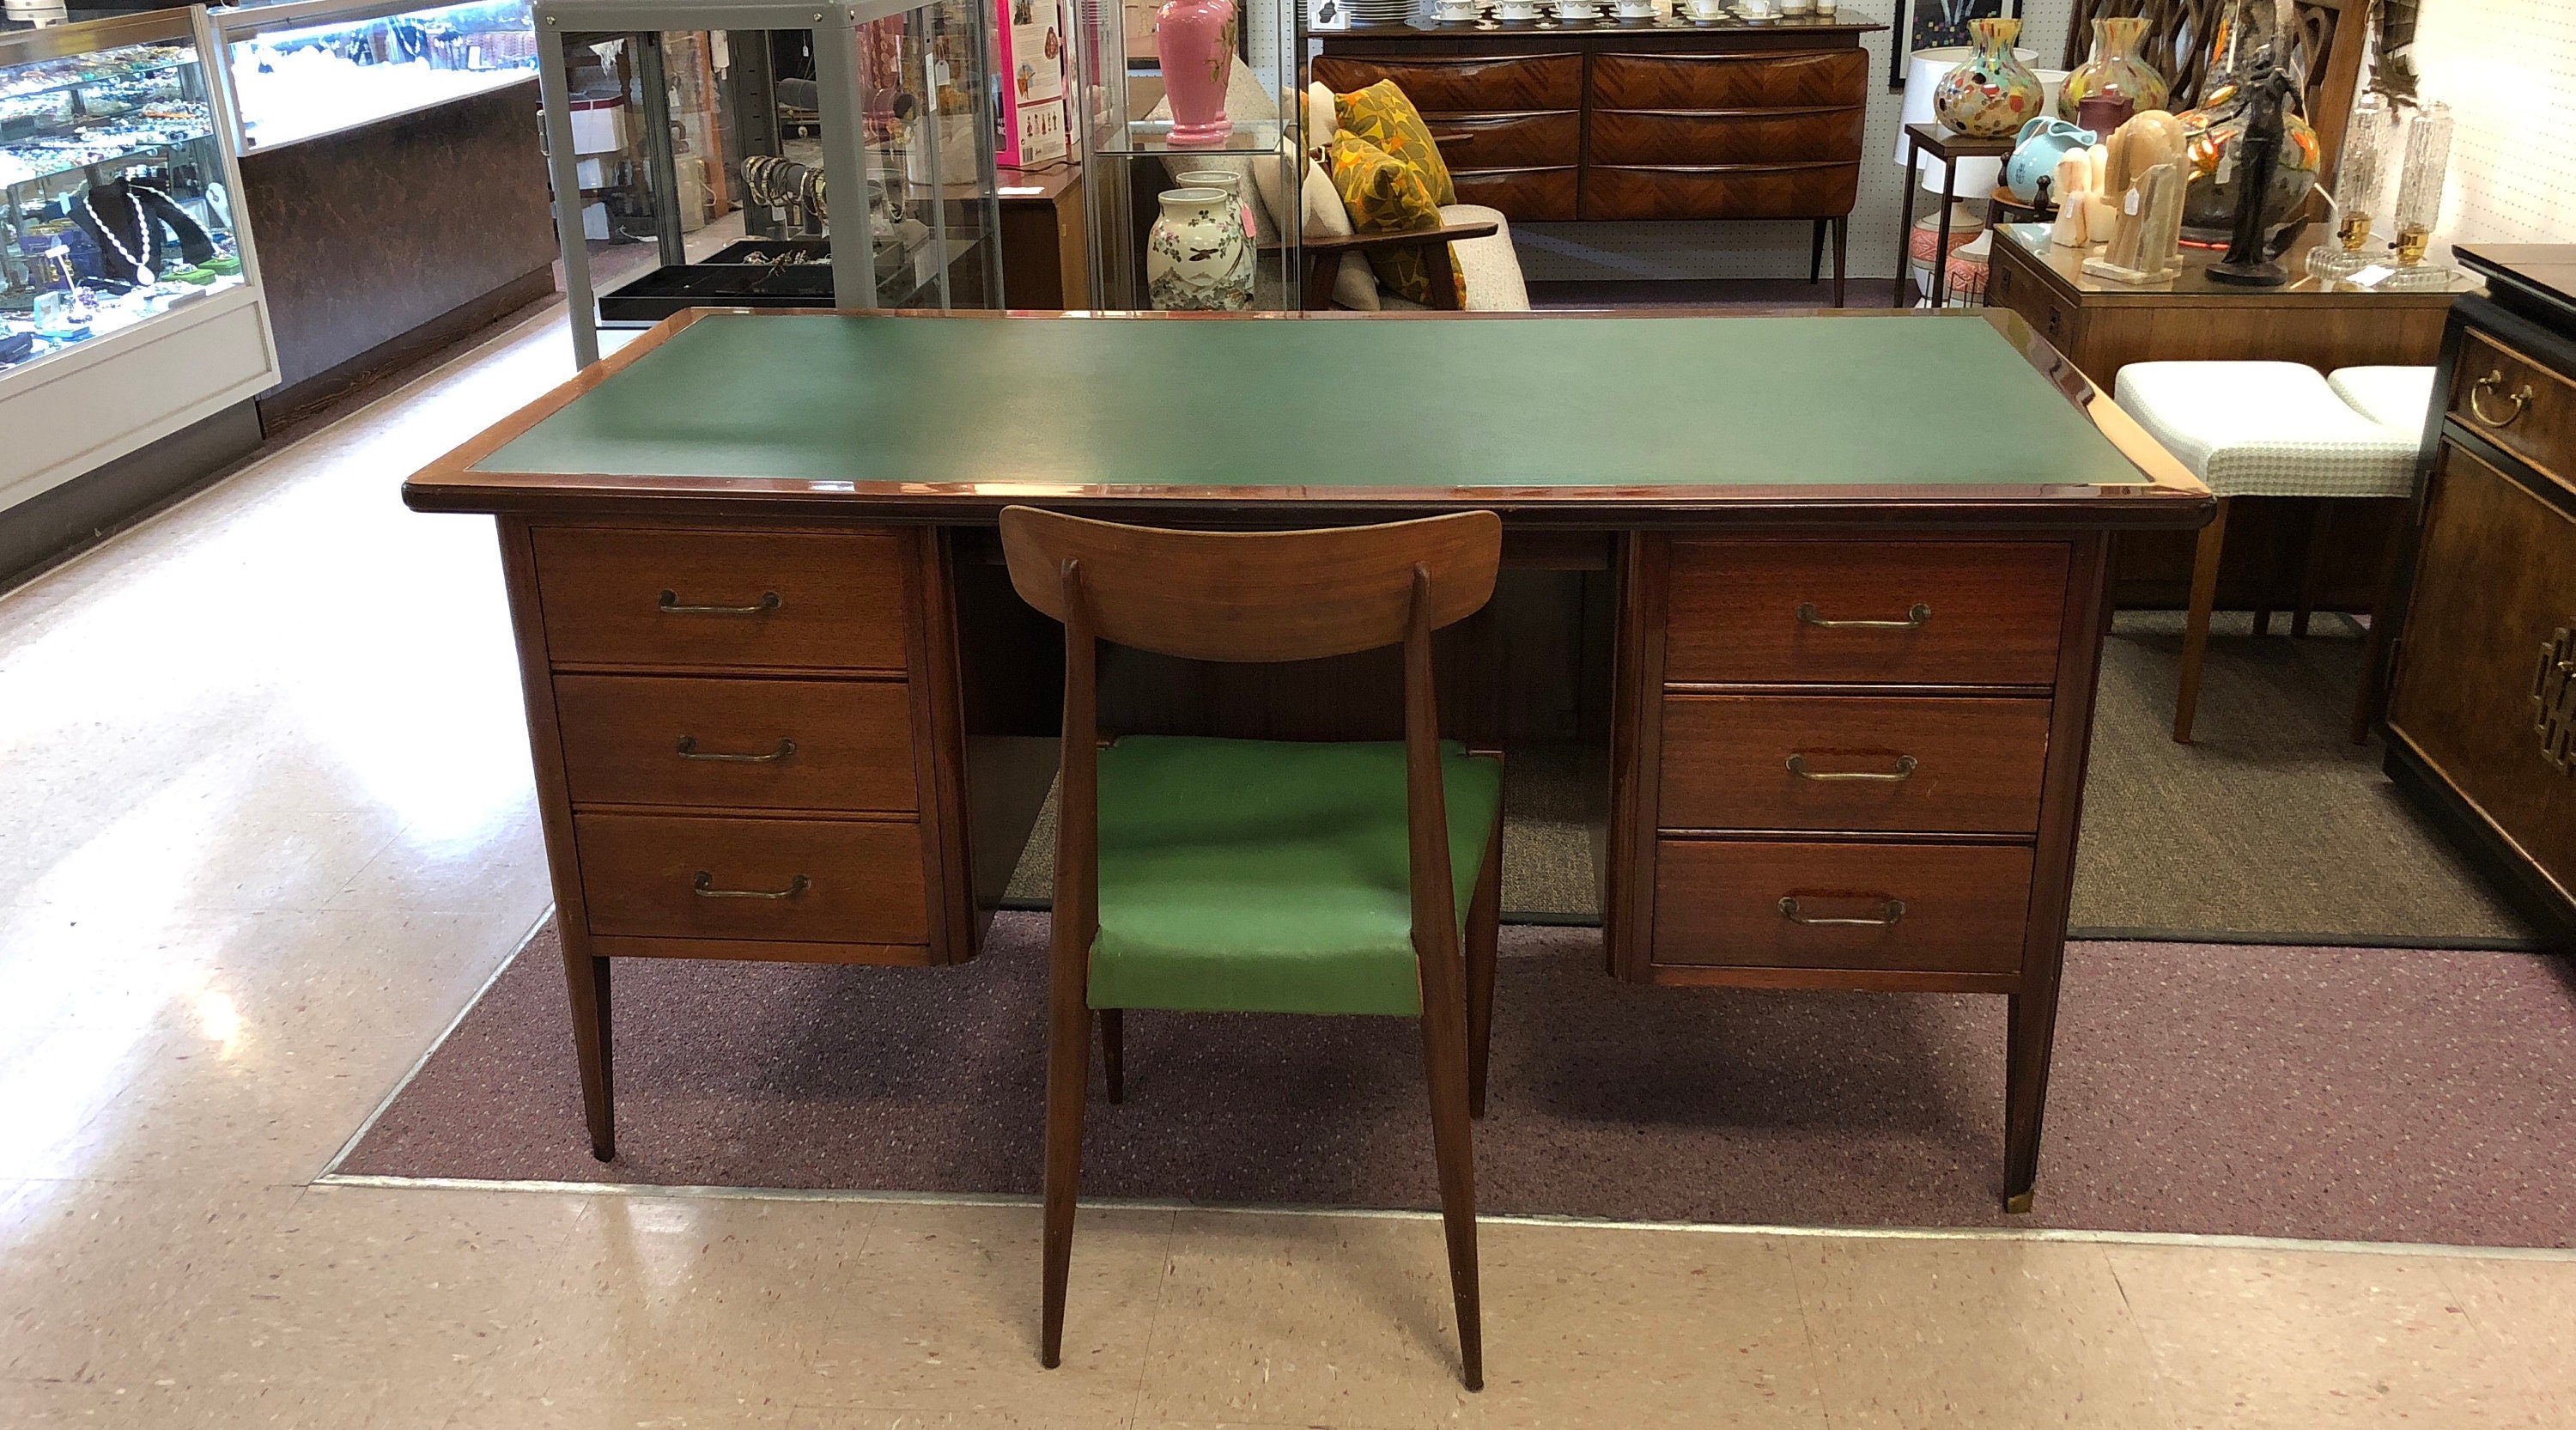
998, 506, 1505, 1391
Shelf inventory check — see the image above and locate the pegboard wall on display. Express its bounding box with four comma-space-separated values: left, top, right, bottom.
2409, 0, 2576, 250
1503, 0, 2078, 283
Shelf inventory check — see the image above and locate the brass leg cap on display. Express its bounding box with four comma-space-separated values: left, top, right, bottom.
2004, 1191, 2035, 1214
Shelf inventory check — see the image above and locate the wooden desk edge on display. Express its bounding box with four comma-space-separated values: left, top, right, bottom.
401, 306, 2211, 526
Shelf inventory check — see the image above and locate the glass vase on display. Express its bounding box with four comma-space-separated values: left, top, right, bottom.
1933, 18, 2045, 139
2175, 0, 2322, 246
2305, 91, 2390, 283
2057, 16, 2171, 125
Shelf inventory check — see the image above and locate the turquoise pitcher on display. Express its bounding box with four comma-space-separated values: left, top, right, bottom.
2004, 117, 2098, 204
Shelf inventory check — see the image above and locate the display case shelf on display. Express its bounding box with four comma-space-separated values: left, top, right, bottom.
215, 0, 540, 151
1091, 116, 1285, 159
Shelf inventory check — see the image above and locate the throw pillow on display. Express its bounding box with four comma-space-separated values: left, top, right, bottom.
1333, 80, 1455, 207
1329, 132, 1457, 307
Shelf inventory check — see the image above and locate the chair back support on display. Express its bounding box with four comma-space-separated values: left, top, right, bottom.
997, 508, 1503, 664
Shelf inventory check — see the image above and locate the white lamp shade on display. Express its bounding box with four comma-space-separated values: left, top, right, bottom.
1895, 46, 2071, 198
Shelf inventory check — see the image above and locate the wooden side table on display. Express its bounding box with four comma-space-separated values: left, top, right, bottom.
1893, 123, 2012, 309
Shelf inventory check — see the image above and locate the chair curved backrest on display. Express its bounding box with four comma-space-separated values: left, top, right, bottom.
997, 507, 1502, 664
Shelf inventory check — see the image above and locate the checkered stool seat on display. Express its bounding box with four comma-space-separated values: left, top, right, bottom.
2114, 361, 2420, 499
2328, 365, 2439, 436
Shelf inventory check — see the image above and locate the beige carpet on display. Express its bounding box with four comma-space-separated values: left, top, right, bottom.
1005, 613, 2533, 944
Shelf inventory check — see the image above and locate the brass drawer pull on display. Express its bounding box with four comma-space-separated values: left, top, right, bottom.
2470, 372, 2534, 429
1778, 895, 1905, 927
1787, 753, 1917, 782
659, 588, 782, 616
1798, 601, 1930, 630
693, 871, 811, 899
676, 735, 796, 763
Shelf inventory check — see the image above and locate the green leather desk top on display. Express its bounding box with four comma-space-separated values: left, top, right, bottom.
448, 312, 2178, 508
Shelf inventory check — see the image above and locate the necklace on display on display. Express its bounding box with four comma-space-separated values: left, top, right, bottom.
82, 186, 155, 287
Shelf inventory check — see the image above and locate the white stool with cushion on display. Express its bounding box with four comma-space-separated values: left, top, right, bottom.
2112, 361, 2422, 743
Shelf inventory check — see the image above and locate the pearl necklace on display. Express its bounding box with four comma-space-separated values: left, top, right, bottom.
82, 187, 155, 287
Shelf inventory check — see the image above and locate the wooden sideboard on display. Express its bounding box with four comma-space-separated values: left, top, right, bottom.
2380, 245, 2576, 946
1313, 12, 1882, 303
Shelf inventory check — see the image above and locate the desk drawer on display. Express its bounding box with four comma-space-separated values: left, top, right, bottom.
532, 527, 909, 672
1587, 106, 1863, 167
1310, 52, 1583, 111
1423, 110, 1581, 169
1660, 695, 2050, 834
1652, 839, 2031, 973
1666, 539, 2069, 686
1592, 50, 1868, 110
574, 812, 929, 944
555, 674, 919, 812
2453, 331, 2576, 482
1582, 162, 1860, 222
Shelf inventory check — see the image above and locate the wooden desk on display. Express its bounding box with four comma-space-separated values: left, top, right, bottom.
403, 307, 2208, 1209
1986, 221, 2478, 613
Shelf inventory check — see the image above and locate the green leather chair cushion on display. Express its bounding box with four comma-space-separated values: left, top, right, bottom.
1087, 736, 1503, 1018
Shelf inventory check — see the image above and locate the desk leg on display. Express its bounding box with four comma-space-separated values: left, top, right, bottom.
1893, 137, 1922, 308
1831, 216, 1849, 309
1934, 158, 1959, 310
563, 947, 616, 1160
2005, 532, 2114, 1210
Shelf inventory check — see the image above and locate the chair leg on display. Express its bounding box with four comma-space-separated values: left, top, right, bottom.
1040, 989, 1093, 1368
1100, 1007, 1124, 1104
2176, 497, 2232, 745
2292, 499, 2332, 637
1419, 995, 1484, 1391
1465, 810, 1502, 1120
1809, 218, 1826, 284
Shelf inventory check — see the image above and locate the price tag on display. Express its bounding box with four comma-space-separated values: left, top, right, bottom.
999, 186, 1045, 196
2348, 264, 2396, 289
2124, 188, 2140, 216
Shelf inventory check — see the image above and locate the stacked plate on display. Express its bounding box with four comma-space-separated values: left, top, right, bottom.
1336, 0, 1422, 24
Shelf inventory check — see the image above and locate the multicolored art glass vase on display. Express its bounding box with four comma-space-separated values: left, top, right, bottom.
2058, 16, 2170, 123
1933, 18, 2045, 139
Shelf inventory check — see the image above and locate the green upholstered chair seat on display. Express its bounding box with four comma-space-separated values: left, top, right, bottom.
1087, 735, 1503, 1018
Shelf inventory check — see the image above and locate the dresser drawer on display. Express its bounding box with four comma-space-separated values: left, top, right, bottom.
1666, 540, 2070, 686
1591, 49, 1868, 110
555, 674, 919, 812
1421, 110, 1581, 169
1310, 52, 1583, 111
1587, 106, 1863, 167
574, 812, 929, 944
2452, 330, 2576, 482
1451, 166, 1580, 222
1652, 839, 2032, 974
1660, 695, 2050, 834
532, 527, 909, 672
1582, 161, 1860, 221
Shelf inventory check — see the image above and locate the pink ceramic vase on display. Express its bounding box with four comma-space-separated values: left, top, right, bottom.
1157, 0, 1237, 146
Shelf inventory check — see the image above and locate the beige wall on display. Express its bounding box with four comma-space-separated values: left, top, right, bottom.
2404, 0, 2576, 252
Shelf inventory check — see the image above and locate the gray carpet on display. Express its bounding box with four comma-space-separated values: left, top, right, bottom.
2072, 612, 2533, 945
1004, 613, 2532, 944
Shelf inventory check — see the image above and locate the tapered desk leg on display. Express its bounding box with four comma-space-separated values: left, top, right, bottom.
562, 947, 615, 1161
2002, 979, 2061, 1214
1810, 219, 1827, 284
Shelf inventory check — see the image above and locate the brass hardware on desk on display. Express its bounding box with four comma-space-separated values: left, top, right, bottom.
1786, 753, 1918, 782
676, 735, 797, 763
1797, 601, 1931, 630
1777, 895, 1905, 927
2532, 625, 2576, 774
2470, 372, 2533, 429
658, 588, 783, 616
692, 871, 811, 899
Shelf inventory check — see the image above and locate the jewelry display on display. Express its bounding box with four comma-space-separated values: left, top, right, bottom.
227, 1, 538, 151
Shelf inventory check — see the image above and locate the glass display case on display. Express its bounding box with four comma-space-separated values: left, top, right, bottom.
215, 0, 538, 151
1, 9, 258, 380
536, 0, 1004, 367
1071, 0, 1303, 310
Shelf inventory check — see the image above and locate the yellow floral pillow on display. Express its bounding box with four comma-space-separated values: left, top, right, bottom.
1334, 80, 1455, 207
1328, 132, 1463, 307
